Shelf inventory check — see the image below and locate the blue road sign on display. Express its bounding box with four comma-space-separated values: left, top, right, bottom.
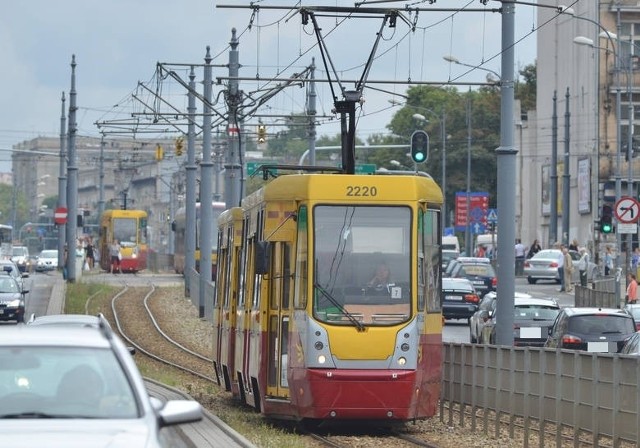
469, 206, 485, 223
487, 208, 498, 223
472, 222, 486, 234
444, 227, 455, 236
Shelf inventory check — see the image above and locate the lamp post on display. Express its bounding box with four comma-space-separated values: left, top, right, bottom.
573, 23, 623, 303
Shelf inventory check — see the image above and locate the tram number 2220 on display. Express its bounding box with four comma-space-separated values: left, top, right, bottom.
346, 185, 378, 197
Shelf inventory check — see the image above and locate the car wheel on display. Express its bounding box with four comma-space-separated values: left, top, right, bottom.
527, 277, 536, 284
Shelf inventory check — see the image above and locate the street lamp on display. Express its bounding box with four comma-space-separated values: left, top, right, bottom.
443, 54, 501, 82
573, 25, 623, 303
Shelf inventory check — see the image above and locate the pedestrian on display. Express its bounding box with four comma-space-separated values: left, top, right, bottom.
515, 239, 526, 276
527, 239, 542, 259
577, 247, 589, 287
604, 246, 614, 276
568, 239, 579, 252
632, 248, 640, 275
557, 245, 566, 292
563, 246, 574, 293
475, 244, 486, 258
85, 239, 95, 270
626, 273, 638, 304
109, 239, 122, 274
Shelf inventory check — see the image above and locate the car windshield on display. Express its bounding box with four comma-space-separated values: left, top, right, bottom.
533, 250, 561, 260
40, 251, 57, 259
12, 248, 26, 256
442, 278, 472, 292
568, 315, 636, 335
514, 305, 559, 321
459, 264, 495, 277
0, 346, 139, 419
0, 278, 19, 293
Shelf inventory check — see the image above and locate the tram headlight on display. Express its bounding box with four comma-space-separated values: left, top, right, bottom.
400, 343, 410, 352
317, 355, 326, 364
397, 357, 407, 366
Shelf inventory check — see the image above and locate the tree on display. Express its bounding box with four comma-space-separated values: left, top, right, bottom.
516, 61, 536, 112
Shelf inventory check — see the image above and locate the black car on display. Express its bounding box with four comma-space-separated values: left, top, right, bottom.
0, 266, 28, 323
450, 258, 496, 297
441, 277, 480, 321
544, 307, 636, 353
479, 296, 560, 346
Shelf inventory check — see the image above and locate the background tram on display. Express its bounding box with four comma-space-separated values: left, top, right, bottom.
172, 201, 225, 280
98, 209, 148, 273
213, 172, 443, 422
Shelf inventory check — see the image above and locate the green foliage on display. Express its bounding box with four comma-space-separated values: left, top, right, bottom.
516, 62, 536, 112
0, 184, 29, 228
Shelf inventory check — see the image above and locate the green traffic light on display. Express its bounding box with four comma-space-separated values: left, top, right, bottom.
414, 152, 425, 162
601, 223, 613, 233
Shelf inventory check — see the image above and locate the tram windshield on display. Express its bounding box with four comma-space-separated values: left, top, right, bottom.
113, 218, 138, 247
313, 205, 411, 326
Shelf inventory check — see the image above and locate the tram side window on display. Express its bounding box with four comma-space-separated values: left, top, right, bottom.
294, 206, 308, 310
421, 208, 441, 313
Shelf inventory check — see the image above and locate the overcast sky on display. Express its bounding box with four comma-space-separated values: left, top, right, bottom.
0, 1, 538, 172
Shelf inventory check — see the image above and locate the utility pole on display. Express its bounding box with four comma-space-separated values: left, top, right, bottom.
562, 88, 571, 245
185, 65, 198, 296
307, 58, 317, 166
494, 3, 516, 345
199, 47, 214, 318
57, 92, 67, 270
225, 28, 242, 208
550, 91, 558, 246
66, 55, 78, 283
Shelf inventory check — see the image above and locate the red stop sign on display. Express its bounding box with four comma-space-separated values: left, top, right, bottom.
54, 207, 68, 225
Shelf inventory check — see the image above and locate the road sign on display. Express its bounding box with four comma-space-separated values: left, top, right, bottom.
617, 223, 638, 234
487, 208, 498, 223
54, 207, 68, 225
614, 197, 640, 224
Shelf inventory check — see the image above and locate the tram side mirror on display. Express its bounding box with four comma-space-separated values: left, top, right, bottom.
255, 241, 271, 275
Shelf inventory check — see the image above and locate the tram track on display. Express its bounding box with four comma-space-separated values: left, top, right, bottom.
109, 283, 215, 382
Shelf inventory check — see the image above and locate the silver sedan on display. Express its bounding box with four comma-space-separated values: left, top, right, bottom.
524, 249, 600, 285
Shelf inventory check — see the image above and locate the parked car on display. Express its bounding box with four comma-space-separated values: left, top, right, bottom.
479, 296, 560, 346
35, 249, 59, 272
442, 250, 460, 270
544, 307, 636, 353
623, 304, 640, 331
524, 249, 599, 285
11, 246, 31, 273
0, 266, 29, 323
449, 257, 496, 297
27, 313, 112, 330
0, 320, 202, 446
469, 291, 533, 344
441, 277, 480, 322
620, 331, 640, 356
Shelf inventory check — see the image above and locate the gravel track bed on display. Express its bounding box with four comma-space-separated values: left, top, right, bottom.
112, 286, 213, 378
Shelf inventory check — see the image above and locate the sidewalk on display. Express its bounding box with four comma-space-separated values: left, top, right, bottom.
46, 271, 66, 315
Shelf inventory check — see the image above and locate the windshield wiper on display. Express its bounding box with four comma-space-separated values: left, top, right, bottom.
314, 283, 365, 332
1, 412, 61, 419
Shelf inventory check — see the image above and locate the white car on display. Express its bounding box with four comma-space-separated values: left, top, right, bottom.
35, 250, 58, 272
0, 320, 202, 447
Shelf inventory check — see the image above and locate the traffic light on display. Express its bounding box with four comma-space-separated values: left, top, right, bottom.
600, 204, 614, 234
257, 124, 267, 144
410, 130, 429, 163
155, 144, 164, 161
175, 137, 184, 156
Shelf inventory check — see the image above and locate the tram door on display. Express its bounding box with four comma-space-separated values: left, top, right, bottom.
266, 242, 292, 398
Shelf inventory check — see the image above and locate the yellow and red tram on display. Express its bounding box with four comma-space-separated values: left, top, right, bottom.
213, 172, 443, 421
98, 209, 148, 273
